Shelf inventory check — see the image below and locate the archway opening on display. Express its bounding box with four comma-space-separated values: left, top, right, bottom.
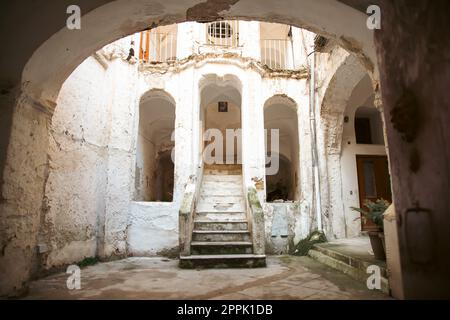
264, 96, 299, 202
199, 75, 242, 165
135, 90, 175, 202
340, 74, 390, 233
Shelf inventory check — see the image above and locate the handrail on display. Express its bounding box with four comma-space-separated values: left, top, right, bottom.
246, 187, 266, 255
178, 165, 203, 257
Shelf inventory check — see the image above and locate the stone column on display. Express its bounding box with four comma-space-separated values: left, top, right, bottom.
374, 0, 450, 299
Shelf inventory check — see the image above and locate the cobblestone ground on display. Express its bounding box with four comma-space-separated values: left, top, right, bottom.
23, 256, 390, 300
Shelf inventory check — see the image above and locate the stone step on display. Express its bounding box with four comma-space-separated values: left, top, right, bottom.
192, 230, 251, 242
191, 241, 253, 255
308, 246, 389, 294
198, 195, 244, 203
194, 219, 248, 231
195, 212, 247, 221
204, 169, 242, 175
200, 190, 243, 197
203, 175, 243, 182
196, 202, 245, 213
204, 164, 242, 171
201, 181, 242, 189
179, 254, 266, 269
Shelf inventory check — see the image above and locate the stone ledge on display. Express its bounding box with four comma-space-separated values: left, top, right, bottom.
308, 248, 389, 294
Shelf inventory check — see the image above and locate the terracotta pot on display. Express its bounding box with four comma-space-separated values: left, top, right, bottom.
368, 231, 386, 260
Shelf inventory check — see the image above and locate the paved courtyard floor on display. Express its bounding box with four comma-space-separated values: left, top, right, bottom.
23, 256, 390, 300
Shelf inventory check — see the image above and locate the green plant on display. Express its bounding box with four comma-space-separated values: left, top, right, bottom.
291, 230, 327, 256
351, 199, 390, 231
77, 257, 98, 268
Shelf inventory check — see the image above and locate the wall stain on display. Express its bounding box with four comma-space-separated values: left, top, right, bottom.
186, 0, 240, 22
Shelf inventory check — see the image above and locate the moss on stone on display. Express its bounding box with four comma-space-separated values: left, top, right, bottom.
248, 187, 262, 210
77, 257, 99, 268
157, 246, 179, 259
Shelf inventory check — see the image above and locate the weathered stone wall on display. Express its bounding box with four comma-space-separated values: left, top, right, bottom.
41, 56, 110, 268
0, 95, 51, 296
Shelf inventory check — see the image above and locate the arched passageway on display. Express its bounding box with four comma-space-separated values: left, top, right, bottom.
135, 90, 176, 202
1, 0, 449, 300
199, 74, 242, 165
264, 95, 299, 202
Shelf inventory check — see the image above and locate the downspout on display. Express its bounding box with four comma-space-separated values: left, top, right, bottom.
308, 50, 322, 232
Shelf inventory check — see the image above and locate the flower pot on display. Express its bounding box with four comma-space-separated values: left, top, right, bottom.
368, 231, 386, 260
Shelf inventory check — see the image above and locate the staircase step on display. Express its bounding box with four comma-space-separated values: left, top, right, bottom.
191, 241, 253, 255
197, 202, 245, 212
179, 254, 266, 269
196, 212, 246, 221
204, 164, 242, 171
198, 195, 244, 203
204, 169, 242, 175
200, 190, 243, 197
203, 175, 243, 182
192, 230, 251, 242
194, 220, 248, 231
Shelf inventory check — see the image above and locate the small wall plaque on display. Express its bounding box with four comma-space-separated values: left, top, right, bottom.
218, 101, 228, 112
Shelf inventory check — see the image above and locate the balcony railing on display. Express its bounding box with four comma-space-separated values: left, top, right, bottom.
260, 39, 293, 70
139, 32, 177, 63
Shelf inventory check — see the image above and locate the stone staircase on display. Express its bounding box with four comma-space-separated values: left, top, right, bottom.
179, 164, 266, 268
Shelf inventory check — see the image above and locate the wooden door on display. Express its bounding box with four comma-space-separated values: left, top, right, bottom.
356, 155, 392, 231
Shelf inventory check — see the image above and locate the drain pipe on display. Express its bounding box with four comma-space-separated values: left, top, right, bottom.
308, 49, 322, 232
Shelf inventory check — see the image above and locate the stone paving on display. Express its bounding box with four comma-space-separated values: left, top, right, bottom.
23, 256, 390, 300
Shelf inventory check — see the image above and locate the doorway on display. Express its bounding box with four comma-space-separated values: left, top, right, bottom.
356, 155, 392, 231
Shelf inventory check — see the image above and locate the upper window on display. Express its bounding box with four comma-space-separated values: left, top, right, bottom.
354, 106, 385, 145
208, 22, 233, 38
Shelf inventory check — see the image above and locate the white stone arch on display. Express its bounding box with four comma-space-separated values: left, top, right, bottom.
135, 89, 177, 202
317, 53, 373, 239
20, 0, 375, 109
263, 94, 300, 201
198, 73, 243, 165
320, 53, 367, 155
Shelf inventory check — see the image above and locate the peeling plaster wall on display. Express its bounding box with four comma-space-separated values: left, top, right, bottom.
42, 57, 110, 268
0, 95, 50, 296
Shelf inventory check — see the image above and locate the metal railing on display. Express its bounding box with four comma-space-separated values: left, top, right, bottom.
204, 20, 240, 47
260, 39, 293, 70
140, 32, 177, 63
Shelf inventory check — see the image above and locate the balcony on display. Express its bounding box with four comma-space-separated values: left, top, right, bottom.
260, 39, 293, 70
139, 29, 177, 63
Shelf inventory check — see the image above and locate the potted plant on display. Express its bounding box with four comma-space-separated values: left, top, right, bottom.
351, 199, 390, 260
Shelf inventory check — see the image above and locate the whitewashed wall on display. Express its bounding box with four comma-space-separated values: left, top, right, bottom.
40, 23, 371, 266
